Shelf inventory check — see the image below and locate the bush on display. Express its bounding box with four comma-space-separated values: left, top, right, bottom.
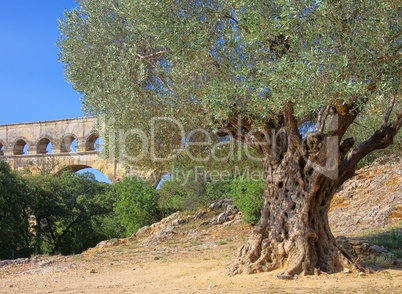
158, 168, 265, 224
229, 178, 265, 223
114, 177, 160, 236
157, 170, 210, 213
205, 176, 265, 223
157, 182, 188, 215
204, 178, 235, 201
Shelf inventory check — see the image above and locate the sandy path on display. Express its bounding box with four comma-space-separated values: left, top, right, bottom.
1, 241, 401, 294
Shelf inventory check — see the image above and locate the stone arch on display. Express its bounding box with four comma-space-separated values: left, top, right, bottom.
56, 164, 113, 183
0, 140, 5, 155
60, 134, 78, 153
36, 136, 53, 154
56, 164, 92, 174
13, 137, 29, 155
85, 132, 100, 151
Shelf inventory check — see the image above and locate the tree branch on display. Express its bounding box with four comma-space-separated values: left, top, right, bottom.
53, 216, 82, 254
46, 217, 57, 243
283, 101, 301, 153
222, 15, 250, 34
330, 79, 378, 141
338, 106, 402, 184
391, 107, 402, 132
382, 94, 396, 128
316, 106, 329, 133
339, 137, 355, 159
217, 112, 285, 161
136, 51, 169, 61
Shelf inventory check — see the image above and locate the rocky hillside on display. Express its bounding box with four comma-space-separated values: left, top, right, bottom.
329, 155, 402, 236
127, 155, 402, 246
89, 156, 401, 266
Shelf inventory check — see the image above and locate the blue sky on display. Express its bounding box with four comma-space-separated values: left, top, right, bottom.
0, 1, 110, 183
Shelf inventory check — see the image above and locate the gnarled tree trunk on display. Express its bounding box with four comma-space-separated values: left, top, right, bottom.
231, 154, 357, 276
228, 101, 401, 276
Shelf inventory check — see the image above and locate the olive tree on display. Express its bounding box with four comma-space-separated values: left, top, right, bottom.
58, 0, 401, 275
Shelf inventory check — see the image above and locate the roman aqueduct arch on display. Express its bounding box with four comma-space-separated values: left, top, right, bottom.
0, 117, 131, 183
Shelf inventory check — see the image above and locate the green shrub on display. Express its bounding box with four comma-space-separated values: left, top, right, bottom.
114, 177, 160, 236
230, 178, 265, 224
205, 178, 235, 201
158, 169, 265, 224
158, 164, 265, 223
364, 224, 402, 259
157, 170, 210, 213
157, 182, 188, 215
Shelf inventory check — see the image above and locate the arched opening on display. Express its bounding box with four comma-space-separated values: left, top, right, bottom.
57, 165, 111, 184
85, 133, 102, 151
70, 138, 77, 152
14, 139, 28, 155
77, 167, 111, 184
60, 135, 77, 153
0, 141, 4, 155
37, 138, 53, 154
47, 142, 53, 153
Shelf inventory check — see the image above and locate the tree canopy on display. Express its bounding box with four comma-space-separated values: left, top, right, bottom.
0, 165, 125, 259
0, 160, 32, 259
59, 0, 401, 276
59, 0, 400, 142
28, 172, 115, 254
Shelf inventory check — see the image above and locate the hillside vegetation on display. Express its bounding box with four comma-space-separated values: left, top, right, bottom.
0, 157, 401, 293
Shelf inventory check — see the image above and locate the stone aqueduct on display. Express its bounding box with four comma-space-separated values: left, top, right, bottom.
0, 117, 128, 183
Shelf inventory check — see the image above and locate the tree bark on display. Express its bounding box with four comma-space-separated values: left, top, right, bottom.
230, 152, 359, 276
228, 103, 401, 276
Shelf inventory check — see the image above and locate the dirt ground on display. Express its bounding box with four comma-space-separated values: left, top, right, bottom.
1, 219, 401, 294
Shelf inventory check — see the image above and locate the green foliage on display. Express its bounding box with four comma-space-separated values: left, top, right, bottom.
58, 0, 401, 185
114, 177, 160, 236
157, 181, 188, 214
346, 101, 402, 168
157, 169, 213, 213
227, 178, 265, 224
59, 0, 400, 127
27, 171, 121, 255
0, 160, 32, 259
158, 166, 265, 223
0, 162, 152, 259
364, 224, 402, 259
204, 177, 236, 202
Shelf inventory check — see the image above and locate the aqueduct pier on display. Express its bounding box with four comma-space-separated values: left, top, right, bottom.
0, 117, 127, 183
